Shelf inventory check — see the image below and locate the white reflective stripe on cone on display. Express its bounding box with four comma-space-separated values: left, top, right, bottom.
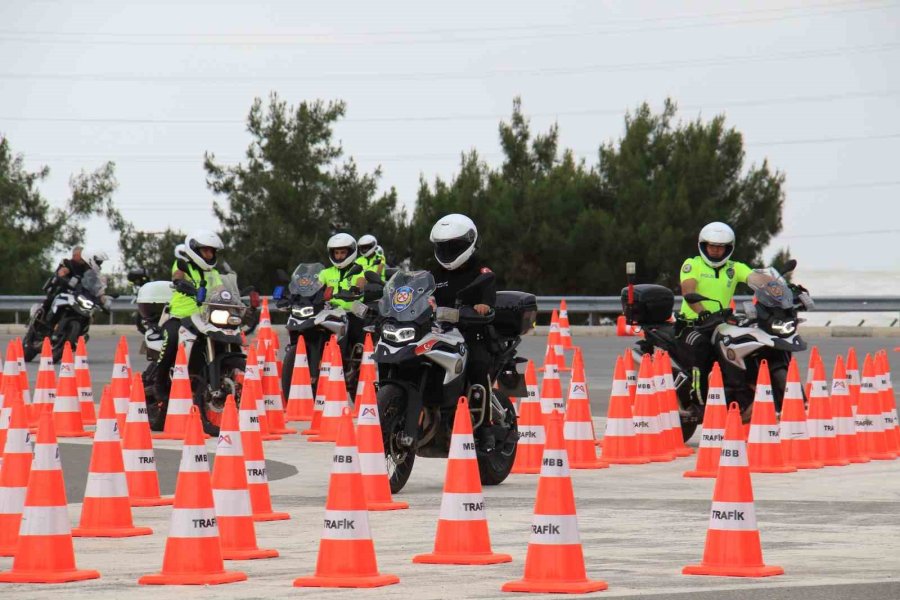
113, 396, 129, 416
19, 506, 71, 536
632, 415, 661, 435
84, 472, 129, 498
834, 416, 857, 435
216, 430, 244, 457
517, 425, 545, 445
245, 460, 268, 483
779, 420, 809, 440
321, 400, 345, 418
179, 446, 210, 472
356, 406, 380, 426
331, 446, 361, 474
783, 382, 803, 400
604, 418, 635, 437
239, 410, 261, 432
698, 427, 725, 447
706, 388, 726, 405
748, 424, 780, 443
321, 510, 371, 540
438, 492, 486, 521
169, 508, 219, 538
32, 443, 61, 471
4, 428, 33, 453
93, 418, 120, 443
289, 385, 312, 398
808, 419, 837, 438
563, 421, 594, 441
122, 449, 157, 471
539, 449, 570, 477
0, 487, 27, 515
708, 501, 757, 531
213, 488, 253, 517
529, 514, 580, 545
358, 451, 387, 476
448, 433, 476, 460
855, 414, 883, 433
54, 395, 80, 412
718, 440, 749, 467
125, 402, 150, 423
755, 385, 774, 402
167, 398, 193, 415
611, 379, 628, 396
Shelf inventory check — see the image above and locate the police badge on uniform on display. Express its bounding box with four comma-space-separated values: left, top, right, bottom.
682, 263, 692, 273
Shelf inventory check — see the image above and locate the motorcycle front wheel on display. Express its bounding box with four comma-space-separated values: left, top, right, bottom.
377, 383, 415, 494
192, 355, 245, 437
476, 390, 518, 486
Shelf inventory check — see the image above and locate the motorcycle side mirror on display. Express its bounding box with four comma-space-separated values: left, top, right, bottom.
683, 292, 709, 305
781, 259, 798, 276
272, 286, 285, 301
346, 263, 363, 277
276, 269, 290, 284
364, 270, 383, 285
249, 290, 260, 309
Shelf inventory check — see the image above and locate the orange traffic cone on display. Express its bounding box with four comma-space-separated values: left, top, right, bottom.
109, 341, 131, 434
72, 387, 153, 537
623, 348, 637, 405
293, 407, 399, 588
599, 356, 649, 464
544, 310, 569, 372
876, 352, 900, 452
846, 347, 861, 415
310, 341, 350, 443
856, 354, 896, 460
558, 299, 573, 350
154, 344, 192, 440
778, 359, 823, 470
256, 297, 279, 350
807, 359, 848, 467
747, 361, 796, 474
52, 343, 92, 438
830, 355, 868, 464
238, 389, 290, 521
285, 336, 315, 422
0, 409, 101, 583
30, 337, 56, 426
245, 344, 280, 442
633, 354, 674, 462
302, 338, 332, 436
0, 387, 30, 556
212, 395, 279, 560
139, 407, 247, 585
0, 375, 15, 463
262, 342, 296, 435
123, 373, 173, 507
658, 351, 692, 456
616, 315, 642, 337
355, 380, 408, 511
683, 401, 784, 578
882, 352, 900, 448
74, 337, 97, 425
539, 349, 565, 418
684, 364, 730, 477
502, 409, 608, 594
563, 349, 607, 469
512, 361, 548, 473
414, 397, 511, 565
14, 338, 32, 407
352, 334, 376, 418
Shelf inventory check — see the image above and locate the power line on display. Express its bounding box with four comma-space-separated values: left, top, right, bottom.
779, 228, 900, 239
790, 180, 900, 192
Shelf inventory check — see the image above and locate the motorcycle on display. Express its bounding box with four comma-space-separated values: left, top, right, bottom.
141, 282, 248, 437
24, 269, 110, 363
373, 269, 536, 493
624, 259, 813, 438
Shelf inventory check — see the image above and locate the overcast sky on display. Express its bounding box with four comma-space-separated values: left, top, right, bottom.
2, 0, 899, 280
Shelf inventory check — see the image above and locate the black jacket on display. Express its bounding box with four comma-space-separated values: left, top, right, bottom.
432, 257, 496, 309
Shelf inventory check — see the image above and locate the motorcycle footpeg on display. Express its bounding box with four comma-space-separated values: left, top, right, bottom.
396, 432, 415, 449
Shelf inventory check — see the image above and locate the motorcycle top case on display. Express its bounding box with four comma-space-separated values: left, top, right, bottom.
494, 291, 538, 337
137, 280, 174, 320
621, 284, 674, 325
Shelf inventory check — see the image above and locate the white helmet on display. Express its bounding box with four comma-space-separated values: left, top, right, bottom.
327, 233, 358, 269
82, 248, 109, 271
174, 243, 188, 261
430, 213, 477, 270
698, 222, 735, 268
184, 229, 224, 271
358, 234, 378, 258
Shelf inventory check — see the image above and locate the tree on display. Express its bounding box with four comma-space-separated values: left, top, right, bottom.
0, 136, 118, 293
205, 93, 409, 292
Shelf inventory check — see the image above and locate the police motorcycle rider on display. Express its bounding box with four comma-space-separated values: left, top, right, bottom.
38, 247, 112, 332
151, 229, 225, 400
321, 233, 368, 354
356, 234, 386, 280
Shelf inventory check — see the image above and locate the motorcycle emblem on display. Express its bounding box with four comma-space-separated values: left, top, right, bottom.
298, 276, 312, 287
392, 286, 414, 312
765, 281, 784, 298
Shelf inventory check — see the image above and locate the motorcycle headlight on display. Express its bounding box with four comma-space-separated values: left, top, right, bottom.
209, 309, 231, 326
76, 295, 94, 310
383, 325, 417, 343
768, 319, 797, 337
292, 306, 315, 318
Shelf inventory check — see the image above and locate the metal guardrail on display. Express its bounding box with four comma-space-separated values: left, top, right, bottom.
1, 294, 899, 325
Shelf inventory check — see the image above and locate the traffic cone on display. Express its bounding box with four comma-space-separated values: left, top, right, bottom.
778, 359, 823, 470
830, 355, 869, 464
563, 349, 607, 469
154, 344, 192, 440
846, 347, 861, 415
804, 346, 820, 400
256, 297, 279, 350
623, 349, 637, 405
109, 341, 131, 434
123, 373, 173, 507
633, 354, 674, 462
72, 387, 153, 537
355, 380, 408, 511
285, 336, 315, 422
0, 409, 101, 583
659, 351, 692, 456
502, 409, 608, 594
52, 343, 92, 438
0, 376, 15, 466
14, 338, 32, 407
882, 352, 900, 449
747, 361, 796, 473
558, 299, 573, 350
302, 338, 332, 436
138, 407, 247, 585
352, 334, 376, 418
512, 361, 548, 473
121, 336, 133, 378
245, 344, 280, 442
414, 396, 511, 565
599, 356, 649, 464
683, 401, 784, 578
262, 342, 296, 435
684, 363, 730, 477
293, 407, 399, 589
539, 349, 565, 418
310, 341, 350, 443
856, 354, 896, 460
238, 388, 290, 521
0, 387, 30, 556
876, 352, 900, 453
212, 395, 279, 560
543, 310, 569, 372
74, 337, 97, 425
29, 337, 56, 426
807, 359, 848, 466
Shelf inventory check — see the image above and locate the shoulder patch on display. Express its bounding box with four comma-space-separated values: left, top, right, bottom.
480, 267, 492, 274
682, 263, 692, 273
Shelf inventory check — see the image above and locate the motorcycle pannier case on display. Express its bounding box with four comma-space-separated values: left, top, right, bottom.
620, 284, 674, 325
494, 291, 538, 337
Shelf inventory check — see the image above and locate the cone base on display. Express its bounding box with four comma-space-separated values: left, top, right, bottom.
367, 501, 409, 511
130, 496, 175, 507
307, 435, 336, 443
413, 551, 512, 565
683, 470, 717, 478
648, 453, 676, 462
73, 526, 153, 538
269, 428, 298, 435
139, 571, 248, 585
82, 419, 97, 426
570, 459, 610, 470
847, 456, 871, 464
785, 461, 824, 470
0, 569, 101, 583
674, 446, 694, 457
261, 434, 283, 441
603, 456, 652, 465
864, 452, 897, 460
0, 546, 15, 557
819, 458, 850, 467
251, 512, 291, 522
511, 466, 541, 474
56, 431, 94, 438
152, 432, 186, 440
501, 578, 608, 593
293, 573, 399, 588
300, 428, 318, 435
749, 465, 797, 473
285, 415, 313, 423
683, 563, 784, 578
223, 547, 279, 560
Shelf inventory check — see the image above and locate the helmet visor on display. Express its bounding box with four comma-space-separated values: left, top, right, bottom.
434, 239, 472, 265
358, 242, 376, 256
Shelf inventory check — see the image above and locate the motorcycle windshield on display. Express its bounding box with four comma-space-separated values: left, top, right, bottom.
749, 268, 794, 309
379, 270, 435, 322
80, 269, 106, 297
289, 263, 325, 297
206, 285, 244, 309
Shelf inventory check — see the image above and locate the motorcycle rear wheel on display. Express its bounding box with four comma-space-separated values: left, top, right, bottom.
378, 384, 415, 494
476, 390, 518, 486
